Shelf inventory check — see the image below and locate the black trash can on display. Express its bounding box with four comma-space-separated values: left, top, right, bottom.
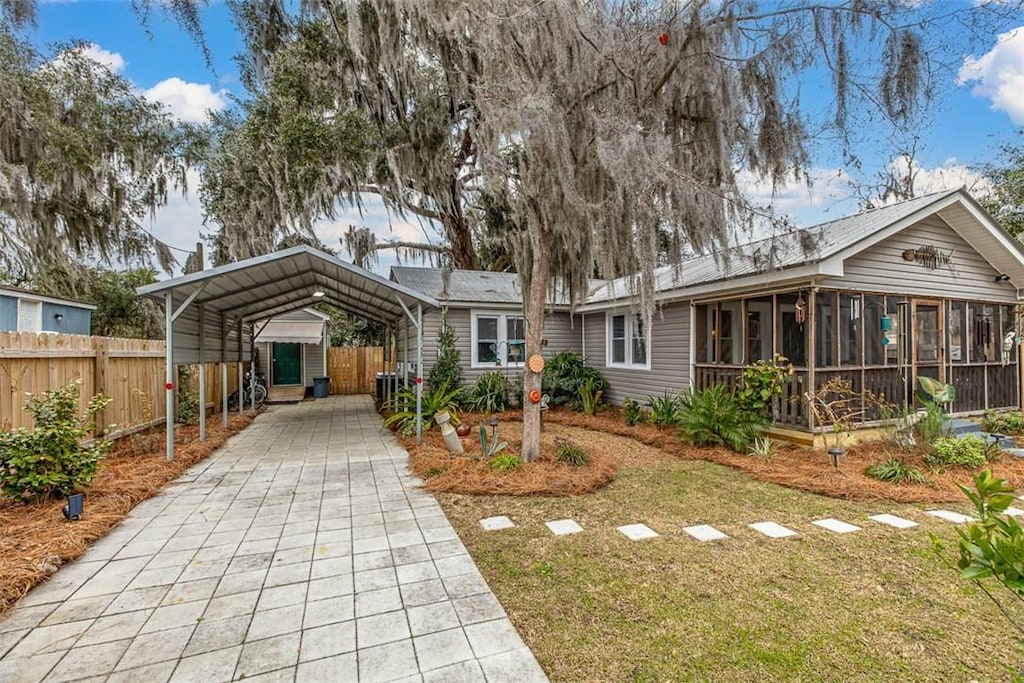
375, 372, 396, 400
313, 376, 330, 398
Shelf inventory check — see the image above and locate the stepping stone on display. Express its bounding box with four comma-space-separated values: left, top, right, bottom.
545, 519, 583, 536
926, 510, 973, 524
748, 522, 798, 539
812, 518, 861, 534
683, 524, 728, 542
479, 516, 515, 531
617, 524, 658, 541
1005, 507, 1024, 517
869, 514, 918, 529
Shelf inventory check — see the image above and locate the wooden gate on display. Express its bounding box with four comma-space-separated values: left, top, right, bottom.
327, 346, 392, 395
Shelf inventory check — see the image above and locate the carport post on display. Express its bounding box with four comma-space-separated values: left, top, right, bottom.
415, 303, 423, 445
237, 317, 243, 415
404, 320, 410, 389
165, 292, 175, 461
221, 314, 228, 427
198, 303, 207, 442
249, 323, 256, 412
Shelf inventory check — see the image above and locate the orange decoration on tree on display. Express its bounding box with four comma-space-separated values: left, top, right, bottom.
528, 388, 542, 404
528, 354, 545, 373
658, 32, 669, 45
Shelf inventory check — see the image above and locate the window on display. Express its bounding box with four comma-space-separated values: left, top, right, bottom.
863, 295, 886, 365
746, 296, 774, 362
777, 293, 807, 367
949, 301, 966, 363
840, 294, 861, 366
471, 312, 526, 367
815, 291, 836, 368
607, 313, 650, 368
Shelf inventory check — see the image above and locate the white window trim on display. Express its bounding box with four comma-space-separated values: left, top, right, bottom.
470, 310, 527, 368
606, 312, 651, 370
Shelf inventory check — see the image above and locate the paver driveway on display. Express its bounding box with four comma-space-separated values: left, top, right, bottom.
0, 396, 547, 683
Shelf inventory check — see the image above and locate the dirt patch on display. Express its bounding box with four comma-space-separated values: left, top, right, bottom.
542, 408, 1024, 503
0, 413, 256, 615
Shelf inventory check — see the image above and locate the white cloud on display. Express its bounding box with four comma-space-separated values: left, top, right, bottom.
79, 43, 125, 72
142, 77, 228, 124
958, 27, 1024, 124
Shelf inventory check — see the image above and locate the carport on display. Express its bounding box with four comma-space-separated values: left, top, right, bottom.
137, 245, 438, 460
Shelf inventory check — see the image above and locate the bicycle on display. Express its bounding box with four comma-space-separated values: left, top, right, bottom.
228, 371, 268, 410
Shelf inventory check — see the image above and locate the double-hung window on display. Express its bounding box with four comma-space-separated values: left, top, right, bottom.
607, 313, 650, 368
472, 311, 527, 367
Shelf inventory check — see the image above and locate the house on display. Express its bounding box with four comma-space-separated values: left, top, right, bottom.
0, 287, 95, 335
391, 188, 1024, 432
253, 308, 330, 397
388, 268, 584, 387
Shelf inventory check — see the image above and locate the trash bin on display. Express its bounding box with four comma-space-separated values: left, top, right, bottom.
313, 376, 330, 398
375, 372, 396, 400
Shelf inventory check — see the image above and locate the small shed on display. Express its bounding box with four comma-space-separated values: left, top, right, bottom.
0, 287, 95, 335
254, 308, 330, 392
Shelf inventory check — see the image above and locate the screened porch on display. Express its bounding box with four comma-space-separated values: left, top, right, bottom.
693, 289, 1021, 430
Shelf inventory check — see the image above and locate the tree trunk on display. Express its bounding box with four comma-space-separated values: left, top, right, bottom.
443, 186, 477, 270
520, 239, 550, 462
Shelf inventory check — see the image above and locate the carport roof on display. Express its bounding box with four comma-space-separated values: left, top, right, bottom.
137, 245, 439, 324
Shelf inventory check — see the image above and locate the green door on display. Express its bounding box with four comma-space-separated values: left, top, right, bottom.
272, 343, 302, 385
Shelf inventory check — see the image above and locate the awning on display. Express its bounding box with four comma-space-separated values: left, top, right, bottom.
255, 320, 324, 344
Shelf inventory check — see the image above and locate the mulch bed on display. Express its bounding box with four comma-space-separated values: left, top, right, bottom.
543, 408, 1024, 503
400, 418, 618, 496
0, 413, 255, 616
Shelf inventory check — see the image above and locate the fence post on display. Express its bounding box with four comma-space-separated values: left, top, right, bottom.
93, 337, 109, 435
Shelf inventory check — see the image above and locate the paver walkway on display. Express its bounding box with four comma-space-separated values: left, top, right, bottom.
0, 396, 547, 683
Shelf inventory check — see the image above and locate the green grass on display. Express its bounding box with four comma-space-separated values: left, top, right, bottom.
436, 432, 1020, 682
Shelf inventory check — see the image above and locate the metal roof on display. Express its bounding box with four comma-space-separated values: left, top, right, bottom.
391, 267, 574, 306
0, 286, 97, 310
138, 245, 439, 364
140, 245, 437, 322
586, 188, 1024, 303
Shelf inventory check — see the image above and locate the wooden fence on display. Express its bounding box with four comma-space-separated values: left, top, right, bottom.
0, 332, 243, 435
327, 346, 393, 396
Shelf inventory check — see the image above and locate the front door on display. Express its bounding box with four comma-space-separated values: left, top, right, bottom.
272, 343, 302, 385
912, 300, 943, 404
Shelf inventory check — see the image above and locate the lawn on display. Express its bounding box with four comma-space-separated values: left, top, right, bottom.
434, 423, 1019, 682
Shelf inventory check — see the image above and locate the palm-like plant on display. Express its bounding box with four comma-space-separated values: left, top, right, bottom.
677, 384, 767, 453
384, 381, 463, 435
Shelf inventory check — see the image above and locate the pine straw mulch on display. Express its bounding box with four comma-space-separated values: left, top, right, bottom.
398, 416, 641, 497
540, 407, 1024, 504
0, 413, 255, 616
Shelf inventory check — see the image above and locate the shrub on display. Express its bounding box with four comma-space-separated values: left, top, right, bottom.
384, 381, 463, 434
916, 402, 950, 444
926, 435, 989, 469
175, 366, 200, 426
468, 371, 510, 413
428, 313, 463, 396
646, 392, 681, 427
736, 354, 793, 418
982, 410, 1024, 435
542, 351, 608, 409
747, 436, 778, 461
577, 378, 603, 416
677, 384, 766, 453
622, 397, 647, 426
488, 453, 522, 472
865, 457, 931, 484
555, 437, 589, 466
0, 381, 113, 500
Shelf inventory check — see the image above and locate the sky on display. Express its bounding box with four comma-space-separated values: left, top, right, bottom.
23, 1, 1024, 277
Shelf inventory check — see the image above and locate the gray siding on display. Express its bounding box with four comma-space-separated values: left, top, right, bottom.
41, 302, 91, 335
400, 306, 583, 390
0, 295, 16, 331
584, 302, 692, 405
819, 216, 1018, 302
